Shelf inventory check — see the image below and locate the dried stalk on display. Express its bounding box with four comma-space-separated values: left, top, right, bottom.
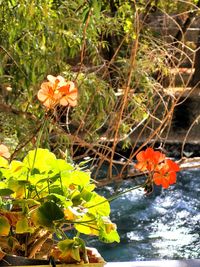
28, 231, 51, 259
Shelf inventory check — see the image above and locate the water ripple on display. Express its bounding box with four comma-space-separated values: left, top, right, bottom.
87, 170, 200, 261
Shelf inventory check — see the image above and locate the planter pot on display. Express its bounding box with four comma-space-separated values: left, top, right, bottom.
0, 255, 105, 267
0, 255, 49, 266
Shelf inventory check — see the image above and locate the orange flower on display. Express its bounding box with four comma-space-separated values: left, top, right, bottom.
58, 81, 78, 107
135, 147, 165, 172
0, 144, 10, 159
37, 81, 61, 109
153, 159, 180, 189
37, 75, 78, 109
37, 75, 63, 109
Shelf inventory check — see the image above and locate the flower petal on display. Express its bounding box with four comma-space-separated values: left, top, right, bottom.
0, 144, 10, 159
47, 75, 57, 83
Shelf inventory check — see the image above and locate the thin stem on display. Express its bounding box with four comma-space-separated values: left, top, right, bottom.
65, 106, 71, 134
59, 172, 63, 193
31, 116, 47, 171
87, 183, 145, 209
28, 231, 51, 259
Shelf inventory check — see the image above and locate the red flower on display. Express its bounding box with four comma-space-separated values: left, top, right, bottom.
135, 148, 180, 190
37, 75, 78, 109
0, 144, 10, 159
153, 159, 180, 189
135, 147, 165, 172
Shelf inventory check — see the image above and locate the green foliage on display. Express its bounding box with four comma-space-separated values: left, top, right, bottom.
0, 0, 170, 154
33, 201, 65, 228
0, 148, 119, 259
16, 217, 33, 234
71, 72, 116, 139
158, 0, 196, 13
57, 237, 87, 262
0, 112, 36, 156
0, 216, 10, 236
0, 0, 187, 176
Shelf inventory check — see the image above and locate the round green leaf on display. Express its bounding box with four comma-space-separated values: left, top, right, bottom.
32, 201, 64, 228
23, 148, 57, 172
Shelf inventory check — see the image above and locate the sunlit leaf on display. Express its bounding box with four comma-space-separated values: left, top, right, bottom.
70, 170, 90, 187
56, 159, 74, 172
75, 214, 99, 236
99, 227, 120, 243
60, 169, 91, 189
0, 157, 9, 168
7, 179, 26, 199
98, 216, 120, 243
0, 216, 10, 236
84, 192, 110, 216
79, 188, 93, 202
58, 239, 81, 262
10, 160, 26, 174
13, 198, 40, 207
29, 172, 58, 186
23, 148, 57, 172
16, 217, 33, 233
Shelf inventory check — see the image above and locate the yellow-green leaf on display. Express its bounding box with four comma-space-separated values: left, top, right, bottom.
23, 148, 57, 172
16, 217, 33, 233
0, 157, 9, 168
16, 217, 34, 234
70, 170, 90, 187
99, 227, 120, 243
98, 217, 120, 243
84, 193, 110, 216
58, 239, 81, 262
7, 179, 26, 199
9, 160, 28, 180
75, 214, 99, 236
0, 216, 10, 236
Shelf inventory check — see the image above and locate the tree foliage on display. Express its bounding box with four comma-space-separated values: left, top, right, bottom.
0, 0, 199, 181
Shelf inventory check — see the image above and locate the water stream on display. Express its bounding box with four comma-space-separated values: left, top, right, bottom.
87, 170, 200, 261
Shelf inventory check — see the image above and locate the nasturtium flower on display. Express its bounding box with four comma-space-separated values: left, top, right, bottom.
153, 159, 180, 189
0, 144, 10, 159
135, 148, 180, 190
37, 75, 63, 109
37, 75, 78, 109
47, 74, 66, 86
135, 147, 165, 172
59, 81, 78, 107
37, 81, 60, 109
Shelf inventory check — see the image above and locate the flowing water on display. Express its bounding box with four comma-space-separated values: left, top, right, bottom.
87, 170, 200, 261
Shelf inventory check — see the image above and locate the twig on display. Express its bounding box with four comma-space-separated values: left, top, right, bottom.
28, 231, 51, 259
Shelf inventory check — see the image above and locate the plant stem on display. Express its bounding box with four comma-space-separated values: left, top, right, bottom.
31, 115, 47, 172
27, 116, 47, 198
28, 231, 51, 259
87, 183, 145, 209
